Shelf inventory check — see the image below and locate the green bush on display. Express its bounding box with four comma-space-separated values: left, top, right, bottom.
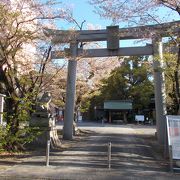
0, 124, 41, 152
1, 94, 41, 152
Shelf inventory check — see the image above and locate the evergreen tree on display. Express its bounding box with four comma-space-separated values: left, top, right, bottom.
93, 56, 154, 113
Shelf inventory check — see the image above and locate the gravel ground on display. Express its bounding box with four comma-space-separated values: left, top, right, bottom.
0, 122, 180, 180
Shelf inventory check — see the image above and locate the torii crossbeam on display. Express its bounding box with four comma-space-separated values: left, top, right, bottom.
44, 20, 180, 43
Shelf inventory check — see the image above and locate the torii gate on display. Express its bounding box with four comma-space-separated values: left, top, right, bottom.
45, 21, 180, 145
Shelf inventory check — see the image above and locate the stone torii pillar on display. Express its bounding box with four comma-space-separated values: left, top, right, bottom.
0, 93, 6, 125
63, 42, 78, 140
153, 37, 167, 145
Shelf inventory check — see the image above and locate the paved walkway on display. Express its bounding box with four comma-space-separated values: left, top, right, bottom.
0, 123, 180, 179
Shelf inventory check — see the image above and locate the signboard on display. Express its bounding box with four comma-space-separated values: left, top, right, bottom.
166, 115, 180, 159
135, 115, 144, 122
107, 26, 119, 50
78, 116, 82, 122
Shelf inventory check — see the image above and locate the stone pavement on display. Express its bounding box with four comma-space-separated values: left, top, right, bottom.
0, 123, 180, 180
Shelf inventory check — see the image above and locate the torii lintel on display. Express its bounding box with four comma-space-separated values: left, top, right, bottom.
44, 21, 180, 44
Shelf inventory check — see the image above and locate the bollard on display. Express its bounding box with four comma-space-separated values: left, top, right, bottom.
108, 142, 111, 169
46, 140, 50, 166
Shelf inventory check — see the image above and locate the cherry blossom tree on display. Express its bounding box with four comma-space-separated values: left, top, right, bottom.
89, 0, 179, 24
0, 0, 74, 150
89, 0, 180, 114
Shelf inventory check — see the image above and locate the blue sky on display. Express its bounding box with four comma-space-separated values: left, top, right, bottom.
59, 0, 180, 30
59, 0, 111, 29
53, 0, 180, 49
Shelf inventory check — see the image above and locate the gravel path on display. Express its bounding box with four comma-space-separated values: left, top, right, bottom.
0, 123, 180, 179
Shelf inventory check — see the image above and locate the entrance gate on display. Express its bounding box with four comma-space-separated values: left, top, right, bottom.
45, 21, 180, 145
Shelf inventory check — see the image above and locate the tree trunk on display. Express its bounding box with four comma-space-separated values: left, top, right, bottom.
174, 43, 180, 114
6, 97, 19, 134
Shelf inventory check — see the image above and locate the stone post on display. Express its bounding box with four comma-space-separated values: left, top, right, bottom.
123, 112, 127, 124
109, 111, 112, 123
63, 41, 78, 140
153, 38, 167, 145
0, 94, 5, 125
